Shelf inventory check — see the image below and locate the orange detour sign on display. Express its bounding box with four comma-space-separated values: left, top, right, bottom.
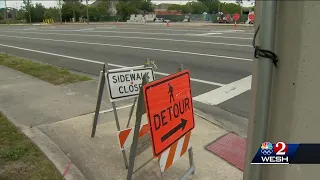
143, 70, 195, 157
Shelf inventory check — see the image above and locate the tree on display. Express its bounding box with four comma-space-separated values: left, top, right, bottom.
96, 0, 110, 18
136, 0, 154, 14
168, 4, 191, 14
235, 0, 242, 6
44, 7, 60, 21
0, 10, 3, 20
22, 1, 45, 22
62, 0, 85, 21
16, 9, 26, 21
116, 1, 137, 21
62, 0, 83, 21
186, 1, 209, 14
220, 2, 241, 14
116, 0, 154, 21
198, 0, 219, 14
86, 0, 110, 22
23, 0, 32, 23
32, 3, 45, 22
168, 4, 182, 11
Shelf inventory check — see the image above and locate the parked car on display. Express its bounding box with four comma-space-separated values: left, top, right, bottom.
154, 18, 164, 23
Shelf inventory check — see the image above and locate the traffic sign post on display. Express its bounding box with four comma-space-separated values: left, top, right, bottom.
233, 13, 240, 27
249, 13, 255, 22
127, 74, 150, 180
91, 64, 106, 138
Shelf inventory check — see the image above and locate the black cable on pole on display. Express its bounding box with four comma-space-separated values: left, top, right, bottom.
253, 25, 279, 67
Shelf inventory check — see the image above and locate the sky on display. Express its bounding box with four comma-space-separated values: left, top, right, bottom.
0, 0, 254, 9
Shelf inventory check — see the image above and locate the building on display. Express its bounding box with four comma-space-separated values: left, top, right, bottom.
0, 7, 16, 20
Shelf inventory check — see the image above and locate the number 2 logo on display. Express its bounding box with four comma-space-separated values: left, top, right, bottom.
275, 142, 287, 155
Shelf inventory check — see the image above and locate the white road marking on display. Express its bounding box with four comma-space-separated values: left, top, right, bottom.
0, 34, 254, 61
205, 35, 252, 40
75, 28, 95, 31
0, 43, 225, 86
86, 30, 252, 40
193, 75, 252, 105
3, 31, 252, 48
0, 43, 104, 65
95, 26, 253, 34
8, 28, 253, 40
187, 32, 226, 36
106, 63, 225, 86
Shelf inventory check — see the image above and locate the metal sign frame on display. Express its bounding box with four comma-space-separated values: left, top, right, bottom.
127, 64, 195, 180
90, 59, 156, 169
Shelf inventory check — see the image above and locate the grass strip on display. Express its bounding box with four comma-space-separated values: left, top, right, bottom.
0, 53, 91, 85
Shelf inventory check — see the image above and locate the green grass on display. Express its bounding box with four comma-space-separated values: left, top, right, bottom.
0, 112, 63, 180
0, 53, 91, 85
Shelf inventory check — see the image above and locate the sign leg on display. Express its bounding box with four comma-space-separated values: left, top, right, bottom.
188, 147, 195, 175
126, 97, 137, 128
91, 66, 106, 138
161, 172, 165, 180
112, 102, 129, 169
127, 75, 149, 180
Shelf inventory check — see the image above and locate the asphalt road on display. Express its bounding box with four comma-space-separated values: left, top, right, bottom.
0, 24, 254, 131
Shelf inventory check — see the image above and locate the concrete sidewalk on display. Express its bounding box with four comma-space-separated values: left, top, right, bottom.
0, 65, 243, 180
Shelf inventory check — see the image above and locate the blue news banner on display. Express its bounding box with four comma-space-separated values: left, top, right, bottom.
251, 142, 320, 164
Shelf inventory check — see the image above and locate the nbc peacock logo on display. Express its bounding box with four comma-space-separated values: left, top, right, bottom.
261, 142, 273, 156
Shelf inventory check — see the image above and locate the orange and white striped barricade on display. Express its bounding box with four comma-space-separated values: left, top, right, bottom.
117, 123, 150, 151
158, 131, 193, 173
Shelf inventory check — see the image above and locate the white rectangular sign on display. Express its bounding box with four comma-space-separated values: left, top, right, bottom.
106, 67, 154, 102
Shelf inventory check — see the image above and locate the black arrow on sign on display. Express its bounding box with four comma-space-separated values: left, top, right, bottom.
161, 118, 187, 142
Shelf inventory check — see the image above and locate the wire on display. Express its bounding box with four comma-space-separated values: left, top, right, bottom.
253, 25, 279, 67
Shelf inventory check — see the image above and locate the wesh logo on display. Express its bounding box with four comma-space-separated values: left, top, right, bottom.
252, 142, 289, 164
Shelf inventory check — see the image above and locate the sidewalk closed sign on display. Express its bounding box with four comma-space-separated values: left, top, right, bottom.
106, 67, 154, 102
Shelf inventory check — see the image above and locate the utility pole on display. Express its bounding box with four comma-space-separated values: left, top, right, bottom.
4, 0, 8, 24
86, 0, 89, 24
244, 1, 320, 180
58, 0, 62, 24
27, 0, 32, 24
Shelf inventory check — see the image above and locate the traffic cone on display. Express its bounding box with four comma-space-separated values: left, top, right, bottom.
166, 22, 169, 27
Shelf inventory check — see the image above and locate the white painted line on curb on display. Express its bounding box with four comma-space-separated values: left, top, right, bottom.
0, 43, 225, 86
193, 75, 252, 105
4, 31, 252, 48
0, 35, 254, 61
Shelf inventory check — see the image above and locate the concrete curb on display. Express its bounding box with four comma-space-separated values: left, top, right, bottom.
23, 127, 87, 180
193, 107, 248, 138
